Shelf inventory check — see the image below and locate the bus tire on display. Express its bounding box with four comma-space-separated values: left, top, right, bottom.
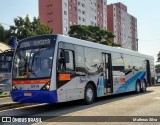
84, 84, 95, 105
135, 80, 141, 94
141, 80, 147, 93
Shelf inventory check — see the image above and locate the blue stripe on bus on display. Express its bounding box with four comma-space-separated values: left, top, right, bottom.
10, 90, 58, 103
114, 71, 145, 94
97, 76, 104, 97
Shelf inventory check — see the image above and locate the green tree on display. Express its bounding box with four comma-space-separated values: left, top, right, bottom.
0, 25, 11, 44
68, 25, 119, 47
155, 64, 160, 73
10, 15, 52, 40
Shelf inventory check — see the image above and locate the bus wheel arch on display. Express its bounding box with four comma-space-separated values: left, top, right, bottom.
83, 81, 97, 105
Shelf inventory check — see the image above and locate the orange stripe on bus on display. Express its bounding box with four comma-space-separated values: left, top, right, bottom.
59, 74, 71, 81
12, 79, 50, 85
120, 78, 125, 83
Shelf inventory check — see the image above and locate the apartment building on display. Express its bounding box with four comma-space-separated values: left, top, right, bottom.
107, 2, 138, 51
39, 0, 107, 35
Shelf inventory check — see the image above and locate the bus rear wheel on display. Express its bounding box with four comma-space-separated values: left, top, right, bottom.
135, 81, 141, 94
84, 84, 95, 105
141, 80, 147, 93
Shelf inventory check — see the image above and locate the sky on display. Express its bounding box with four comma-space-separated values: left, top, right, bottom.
0, 0, 160, 64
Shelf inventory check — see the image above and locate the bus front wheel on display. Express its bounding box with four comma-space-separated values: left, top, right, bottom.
84, 84, 95, 105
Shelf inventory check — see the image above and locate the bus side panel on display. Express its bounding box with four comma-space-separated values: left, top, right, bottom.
112, 54, 147, 94
56, 44, 106, 102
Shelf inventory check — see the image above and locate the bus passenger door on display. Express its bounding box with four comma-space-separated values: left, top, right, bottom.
102, 53, 113, 93
146, 60, 151, 86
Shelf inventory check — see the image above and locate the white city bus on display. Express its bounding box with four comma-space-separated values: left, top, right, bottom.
11, 35, 155, 104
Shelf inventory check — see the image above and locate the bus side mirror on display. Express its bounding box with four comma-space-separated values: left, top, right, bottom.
65, 51, 70, 63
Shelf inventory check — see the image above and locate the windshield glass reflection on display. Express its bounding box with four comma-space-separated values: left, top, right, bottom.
13, 47, 54, 79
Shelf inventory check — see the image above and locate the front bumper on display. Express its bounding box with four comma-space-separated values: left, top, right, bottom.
10, 90, 58, 103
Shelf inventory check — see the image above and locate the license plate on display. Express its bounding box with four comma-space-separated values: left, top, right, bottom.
24, 93, 32, 96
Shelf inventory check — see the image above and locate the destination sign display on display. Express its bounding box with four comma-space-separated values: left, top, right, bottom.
20, 39, 51, 48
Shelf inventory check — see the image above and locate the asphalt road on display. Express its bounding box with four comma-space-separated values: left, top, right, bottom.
0, 85, 160, 125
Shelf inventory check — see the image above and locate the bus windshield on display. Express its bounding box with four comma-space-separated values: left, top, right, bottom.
12, 36, 56, 79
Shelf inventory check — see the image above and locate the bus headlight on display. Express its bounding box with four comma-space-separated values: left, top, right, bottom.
45, 84, 50, 90
12, 85, 18, 90
41, 83, 50, 90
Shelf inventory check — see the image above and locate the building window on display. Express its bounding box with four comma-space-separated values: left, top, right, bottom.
74, 7, 77, 11
78, 2, 80, 5
82, 11, 85, 15
70, 21, 73, 25
69, 5, 72, 10
48, 20, 53, 23
90, 21, 94, 25
64, 11, 67, 15
70, 0, 72, 2
64, 3, 67, 7
64, 19, 67, 24
64, 27, 67, 32
78, 16, 81, 20
82, 3, 85, 7
47, 4, 52, 7
82, 18, 85, 22
74, 0, 77, 3
47, 12, 53, 15
78, 9, 81, 13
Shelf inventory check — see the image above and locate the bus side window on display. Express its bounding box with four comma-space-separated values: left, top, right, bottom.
58, 49, 66, 71
65, 50, 74, 71
58, 49, 74, 72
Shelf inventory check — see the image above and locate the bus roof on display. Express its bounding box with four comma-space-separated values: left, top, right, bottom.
17, 34, 154, 60
56, 34, 154, 60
